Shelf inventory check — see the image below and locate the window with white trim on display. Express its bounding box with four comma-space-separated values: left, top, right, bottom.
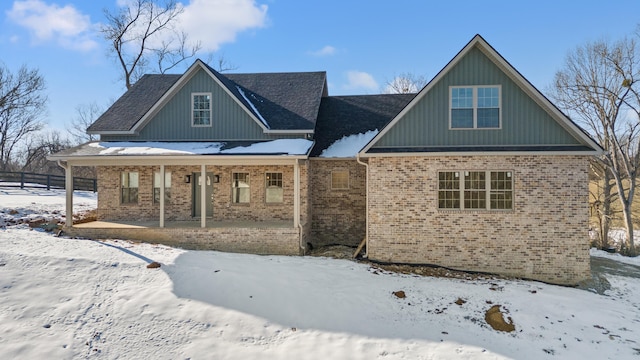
438, 171, 512, 210
232, 172, 250, 203
121, 171, 138, 204
153, 171, 171, 204
331, 170, 349, 190
192, 93, 212, 126
265, 172, 283, 203
450, 86, 500, 129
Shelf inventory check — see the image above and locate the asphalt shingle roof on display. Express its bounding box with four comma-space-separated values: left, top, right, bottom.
87, 74, 181, 133
87, 62, 327, 133
221, 70, 326, 131
311, 94, 415, 157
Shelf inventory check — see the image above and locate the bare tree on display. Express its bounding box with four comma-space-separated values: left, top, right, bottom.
101, 0, 201, 89
0, 64, 47, 171
383, 73, 428, 94
67, 102, 104, 144
20, 130, 71, 175
552, 37, 640, 255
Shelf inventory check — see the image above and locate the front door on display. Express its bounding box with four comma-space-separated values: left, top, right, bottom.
193, 172, 214, 217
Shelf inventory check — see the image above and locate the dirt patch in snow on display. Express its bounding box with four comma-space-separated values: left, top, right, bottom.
309, 245, 505, 281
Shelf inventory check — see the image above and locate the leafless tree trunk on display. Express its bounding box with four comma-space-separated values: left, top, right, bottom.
0, 64, 47, 171
552, 37, 639, 255
101, 0, 201, 89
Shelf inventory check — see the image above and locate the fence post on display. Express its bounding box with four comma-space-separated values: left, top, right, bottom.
46, 174, 51, 190
20, 172, 25, 189
93, 179, 97, 193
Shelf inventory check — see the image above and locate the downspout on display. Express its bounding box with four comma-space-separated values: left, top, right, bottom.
356, 154, 369, 257
294, 159, 305, 254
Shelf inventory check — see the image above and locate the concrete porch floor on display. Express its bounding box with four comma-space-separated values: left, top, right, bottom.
71, 219, 294, 229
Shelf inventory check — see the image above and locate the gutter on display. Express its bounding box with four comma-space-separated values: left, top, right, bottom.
356, 153, 369, 258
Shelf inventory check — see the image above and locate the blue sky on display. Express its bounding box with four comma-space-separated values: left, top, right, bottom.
1, 0, 638, 133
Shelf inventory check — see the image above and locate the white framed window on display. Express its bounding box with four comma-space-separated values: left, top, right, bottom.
232, 172, 250, 203
192, 92, 212, 127
121, 171, 139, 204
265, 172, 283, 203
331, 170, 349, 190
450, 85, 501, 129
153, 171, 171, 204
438, 170, 512, 210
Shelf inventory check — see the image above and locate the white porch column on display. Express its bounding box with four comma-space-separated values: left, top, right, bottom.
293, 160, 300, 228
159, 164, 165, 228
200, 164, 206, 228
65, 163, 73, 228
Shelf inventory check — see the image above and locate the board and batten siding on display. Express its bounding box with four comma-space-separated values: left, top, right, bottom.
110, 68, 273, 141
373, 47, 581, 148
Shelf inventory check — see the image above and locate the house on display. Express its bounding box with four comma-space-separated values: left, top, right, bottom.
49, 35, 603, 285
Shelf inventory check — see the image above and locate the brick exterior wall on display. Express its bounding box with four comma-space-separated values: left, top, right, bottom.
366, 155, 591, 285
309, 159, 367, 247
96, 163, 308, 224
94, 162, 309, 255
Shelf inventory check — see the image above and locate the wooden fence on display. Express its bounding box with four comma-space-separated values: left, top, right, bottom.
0, 171, 97, 192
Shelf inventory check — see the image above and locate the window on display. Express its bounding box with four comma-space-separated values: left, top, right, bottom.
331, 170, 349, 190
232, 172, 250, 203
265, 172, 283, 203
121, 172, 138, 204
153, 171, 171, 204
438, 171, 512, 210
450, 86, 500, 129
192, 93, 212, 126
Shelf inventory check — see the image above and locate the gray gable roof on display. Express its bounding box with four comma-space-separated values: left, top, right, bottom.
311, 94, 415, 157
88, 61, 327, 134
87, 74, 181, 133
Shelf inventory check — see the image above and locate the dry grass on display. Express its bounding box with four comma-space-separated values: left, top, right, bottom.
589, 179, 640, 228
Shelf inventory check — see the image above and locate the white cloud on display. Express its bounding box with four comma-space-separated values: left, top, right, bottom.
344, 70, 378, 91
173, 0, 268, 52
7, 0, 98, 51
309, 45, 336, 57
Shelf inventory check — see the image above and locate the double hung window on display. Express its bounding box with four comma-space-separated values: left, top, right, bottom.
192, 93, 212, 126
265, 172, 283, 203
451, 86, 500, 129
153, 171, 171, 204
121, 172, 139, 204
232, 172, 250, 203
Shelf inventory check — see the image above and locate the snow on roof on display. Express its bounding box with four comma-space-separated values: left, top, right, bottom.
88, 139, 312, 156
319, 129, 378, 158
236, 86, 270, 129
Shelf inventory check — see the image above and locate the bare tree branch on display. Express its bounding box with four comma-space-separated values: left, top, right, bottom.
101, 0, 201, 89
0, 64, 47, 171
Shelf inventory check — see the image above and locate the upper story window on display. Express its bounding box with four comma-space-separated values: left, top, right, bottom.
192, 93, 212, 127
450, 86, 501, 129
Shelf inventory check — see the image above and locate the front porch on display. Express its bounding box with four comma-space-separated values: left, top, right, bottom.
67, 219, 307, 255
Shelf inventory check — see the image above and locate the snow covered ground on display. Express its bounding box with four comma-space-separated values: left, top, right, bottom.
1, 188, 639, 359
